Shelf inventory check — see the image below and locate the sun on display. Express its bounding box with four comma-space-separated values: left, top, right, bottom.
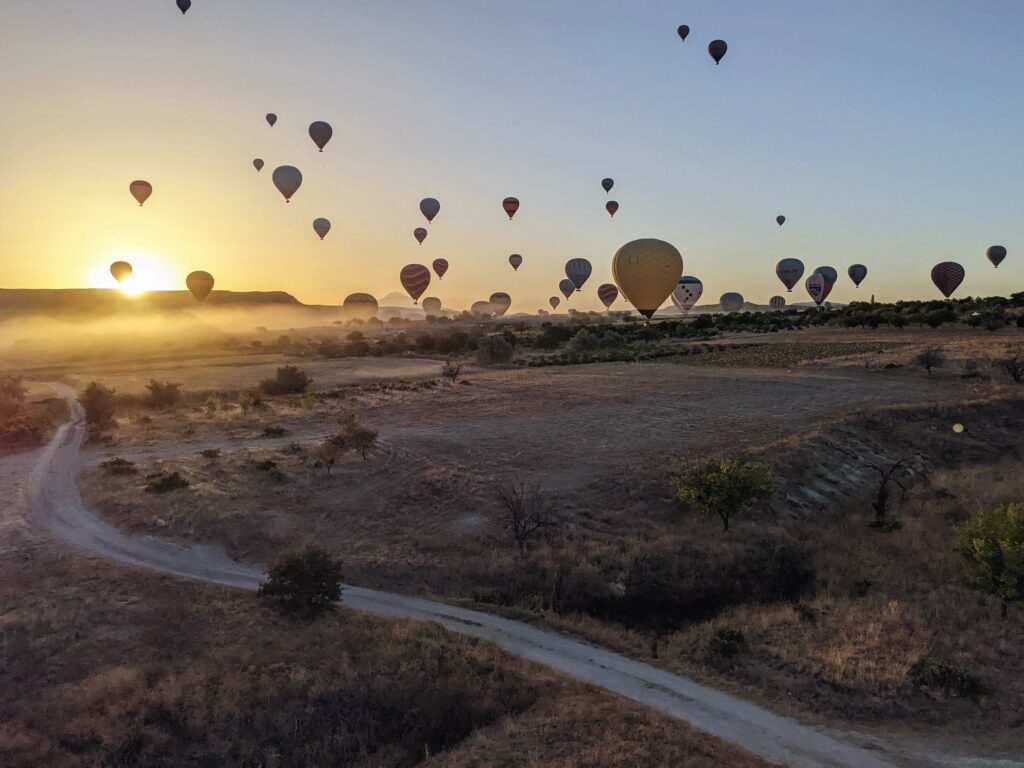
89, 250, 179, 295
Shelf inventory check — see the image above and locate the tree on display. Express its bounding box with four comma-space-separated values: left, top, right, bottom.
144, 379, 181, 409
998, 350, 1023, 384
442, 358, 462, 384
0, 374, 27, 402
260, 365, 312, 396
258, 547, 343, 621
673, 459, 774, 532
832, 446, 918, 528
495, 480, 556, 554
79, 382, 117, 431
915, 347, 945, 376
348, 425, 378, 460
476, 335, 514, 366
315, 434, 349, 474
956, 503, 1024, 620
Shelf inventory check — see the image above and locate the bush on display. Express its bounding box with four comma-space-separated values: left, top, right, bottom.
347, 425, 378, 460
673, 458, 775, 531
79, 382, 117, 431
145, 471, 190, 494
258, 547, 343, 621
998, 351, 1023, 384
262, 425, 288, 438
0, 374, 27, 401
101, 457, 137, 476
708, 627, 746, 658
143, 380, 181, 409
915, 347, 945, 375
260, 365, 312, 396
956, 503, 1024, 619
442, 358, 462, 384
199, 448, 221, 460
908, 659, 987, 697
567, 328, 600, 352
476, 335, 514, 366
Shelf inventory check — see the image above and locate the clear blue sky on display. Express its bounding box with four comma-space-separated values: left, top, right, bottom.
1, 0, 1022, 309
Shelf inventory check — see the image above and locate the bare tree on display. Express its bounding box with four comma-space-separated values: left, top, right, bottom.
832, 444, 920, 527
495, 480, 556, 554
915, 347, 945, 376
442, 358, 463, 384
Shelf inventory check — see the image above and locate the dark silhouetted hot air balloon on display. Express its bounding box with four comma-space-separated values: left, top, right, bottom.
777, 215, 786, 226
805, 273, 828, 305
987, 245, 1007, 268
509, 253, 523, 271
565, 259, 593, 291
471, 300, 493, 317
308, 121, 333, 152
177, 0, 191, 15
770, 295, 786, 310
129, 180, 152, 207
186, 271, 215, 303
266, 113, 277, 127
612, 239, 684, 319
272, 166, 302, 202
775, 258, 804, 292
253, 158, 264, 172
708, 39, 728, 64
814, 266, 838, 287
848, 264, 868, 286
400, 264, 431, 304
598, 283, 619, 309
414, 227, 428, 245
110, 261, 132, 284
602, 178, 614, 193
606, 201, 619, 217
549, 296, 560, 310
720, 292, 744, 313
677, 25, 690, 41
489, 292, 512, 316
422, 297, 442, 315
313, 218, 331, 240
420, 198, 440, 223
931, 262, 965, 298
559, 278, 576, 299
344, 293, 378, 321
672, 275, 703, 312
432, 258, 449, 280
502, 197, 520, 220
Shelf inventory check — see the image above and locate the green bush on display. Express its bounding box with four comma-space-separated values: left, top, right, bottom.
260, 366, 312, 396
79, 382, 117, 431
673, 458, 775, 531
908, 659, 986, 697
476, 335, 514, 366
258, 547, 343, 621
708, 627, 746, 658
145, 471, 189, 494
956, 503, 1024, 619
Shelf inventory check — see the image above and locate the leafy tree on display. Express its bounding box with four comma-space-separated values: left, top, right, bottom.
476, 335, 514, 366
673, 459, 775, 532
567, 328, 600, 352
348, 425, 378, 460
956, 503, 1024, 619
260, 365, 312, 396
258, 547, 343, 621
144, 379, 181, 409
79, 382, 117, 431
915, 347, 945, 376
441, 358, 463, 384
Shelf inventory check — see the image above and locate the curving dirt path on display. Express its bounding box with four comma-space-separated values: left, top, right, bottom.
20, 383, 932, 768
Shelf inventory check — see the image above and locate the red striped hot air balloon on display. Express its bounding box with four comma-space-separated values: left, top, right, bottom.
606, 200, 619, 217
432, 258, 449, 280
597, 283, 619, 309
502, 197, 520, 220
931, 262, 965, 298
400, 264, 431, 304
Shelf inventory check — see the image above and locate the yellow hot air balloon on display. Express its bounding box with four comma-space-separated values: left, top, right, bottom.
110, 261, 133, 284
611, 239, 683, 319
186, 271, 215, 303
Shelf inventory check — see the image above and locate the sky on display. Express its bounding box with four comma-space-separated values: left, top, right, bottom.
1, 0, 1023, 313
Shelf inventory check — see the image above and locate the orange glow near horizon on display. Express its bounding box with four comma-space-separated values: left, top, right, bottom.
87, 251, 179, 295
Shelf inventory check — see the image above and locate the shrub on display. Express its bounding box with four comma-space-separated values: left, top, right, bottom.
998, 351, 1023, 384
143, 380, 181, 409
145, 471, 189, 494
915, 347, 945, 375
262, 425, 288, 438
567, 328, 600, 352
100, 457, 137, 476
199, 448, 221, 460
442, 358, 462, 384
260, 365, 312, 396
0, 374, 27, 401
258, 547, 343, 621
708, 627, 746, 658
673, 458, 775, 531
908, 659, 987, 697
347, 425, 378, 460
956, 503, 1024, 619
476, 336, 514, 366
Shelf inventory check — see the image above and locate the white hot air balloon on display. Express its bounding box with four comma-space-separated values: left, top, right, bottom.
671, 276, 703, 312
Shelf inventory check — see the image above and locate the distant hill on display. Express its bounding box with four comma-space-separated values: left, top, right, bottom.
0, 288, 311, 319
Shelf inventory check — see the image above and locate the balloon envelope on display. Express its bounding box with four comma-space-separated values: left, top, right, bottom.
549, 296, 560, 310
313, 218, 331, 240
186, 271, 215, 303
502, 197, 520, 219
775, 258, 804, 292
565, 258, 593, 291
272, 165, 302, 202
720, 292, 744, 313
344, 293, 378, 321
677, 25, 690, 41
671, 275, 703, 312
509, 253, 523, 271
597, 283, 619, 309
400, 264, 431, 303
986, 245, 1007, 268
848, 264, 868, 286
177, 0, 190, 14
432, 258, 449, 279
414, 227, 428, 245
420, 198, 441, 223
769, 295, 786, 310
931, 262, 965, 298
805, 274, 828, 305
266, 113, 277, 127
813, 266, 839, 286
606, 201, 619, 217
602, 177, 614, 193
110, 261, 132, 284
422, 297, 442, 315
308, 121, 333, 151
489, 292, 512, 316
612, 238, 684, 319
471, 301, 493, 317
708, 39, 728, 64
777, 215, 786, 226
129, 180, 152, 206
253, 158, 264, 172
559, 279, 576, 299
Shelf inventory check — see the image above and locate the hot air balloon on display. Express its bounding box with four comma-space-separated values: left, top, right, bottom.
308, 121, 333, 152
177, 0, 190, 14
313, 218, 331, 240
422, 297, 442, 315
813, 266, 839, 287
110, 261, 132, 284
602, 178, 614, 193
503, 197, 520, 220
932, 262, 965, 298
266, 113, 277, 127
186, 271, 215, 303
414, 227, 428, 245
509, 253, 523, 271
549, 296, 560, 310
129, 180, 152, 207
272, 165, 302, 202
489, 292, 512, 316
720, 292, 744, 313
770, 295, 786, 310
471, 301, 493, 317
805, 274, 828, 306
559, 279, 576, 299
848, 264, 868, 286
565, 258, 593, 291
432, 258, 449, 280
677, 25, 690, 41
253, 158, 264, 172
344, 293, 378, 321
612, 239, 684, 319
606, 201, 620, 217
987, 245, 1007, 268
400, 264, 431, 304
597, 283, 619, 309
671, 275, 703, 312
708, 39, 728, 64
420, 198, 440, 223
775, 258, 804, 292
777, 215, 786, 226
